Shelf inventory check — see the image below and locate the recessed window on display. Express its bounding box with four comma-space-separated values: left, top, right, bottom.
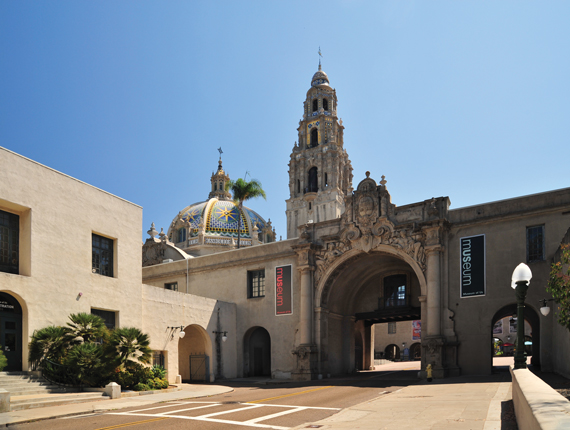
248, 269, 265, 298
323, 98, 329, 111
526, 225, 545, 262
388, 322, 396, 334
0, 209, 19, 275
92, 234, 113, 277
384, 274, 407, 308
324, 172, 328, 186
165, 282, 178, 291
310, 128, 318, 148
308, 167, 318, 193
91, 308, 116, 330
178, 228, 187, 243
312, 99, 318, 112
152, 351, 165, 367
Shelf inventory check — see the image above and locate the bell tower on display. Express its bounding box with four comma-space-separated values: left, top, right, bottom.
286, 64, 353, 238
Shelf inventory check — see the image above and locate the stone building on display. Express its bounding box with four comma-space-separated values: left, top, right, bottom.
2, 64, 570, 383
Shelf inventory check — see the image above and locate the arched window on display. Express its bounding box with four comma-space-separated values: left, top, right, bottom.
312, 99, 318, 112
310, 128, 318, 147
297, 179, 300, 194
178, 228, 187, 243
323, 98, 328, 111
214, 183, 217, 191
308, 167, 318, 193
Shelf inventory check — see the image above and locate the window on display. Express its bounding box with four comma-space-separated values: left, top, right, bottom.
310, 128, 318, 147
92, 234, 113, 277
384, 274, 407, 308
0, 209, 19, 274
178, 228, 187, 243
152, 351, 165, 367
308, 167, 318, 193
248, 269, 265, 298
324, 172, 328, 186
323, 98, 328, 111
91, 308, 116, 330
297, 180, 300, 194
312, 99, 318, 112
165, 282, 178, 291
527, 225, 544, 262
388, 322, 396, 334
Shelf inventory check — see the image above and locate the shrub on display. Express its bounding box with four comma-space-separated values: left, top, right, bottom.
133, 382, 149, 392
0, 349, 7, 371
151, 364, 167, 379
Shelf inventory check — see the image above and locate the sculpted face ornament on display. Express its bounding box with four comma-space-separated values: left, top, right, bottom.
359, 196, 374, 217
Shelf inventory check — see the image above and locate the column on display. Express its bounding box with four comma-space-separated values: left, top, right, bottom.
426, 246, 442, 337
299, 266, 313, 345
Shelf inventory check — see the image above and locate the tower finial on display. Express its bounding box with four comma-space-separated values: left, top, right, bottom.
318, 46, 323, 70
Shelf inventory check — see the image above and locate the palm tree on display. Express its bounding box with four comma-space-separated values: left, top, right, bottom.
109, 327, 152, 367
226, 178, 266, 248
66, 313, 108, 344
29, 325, 69, 365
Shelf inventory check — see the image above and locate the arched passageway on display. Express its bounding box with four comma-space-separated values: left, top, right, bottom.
410, 342, 421, 360
0, 292, 23, 371
385, 344, 400, 361
178, 324, 213, 382
491, 304, 540, 367
243, 327, 271, 377
316, 250, 424, 376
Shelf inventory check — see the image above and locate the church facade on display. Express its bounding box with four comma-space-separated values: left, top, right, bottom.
2, 64, 570, 383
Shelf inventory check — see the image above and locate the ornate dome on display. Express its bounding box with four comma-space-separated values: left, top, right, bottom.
311, 64, 330, 87
163, 154, 275, 256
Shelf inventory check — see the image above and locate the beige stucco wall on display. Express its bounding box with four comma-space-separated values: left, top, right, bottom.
143, 239, 301, 378
374, 321, 421, 358
448, 188, 570, 375
0, 147, 143, 370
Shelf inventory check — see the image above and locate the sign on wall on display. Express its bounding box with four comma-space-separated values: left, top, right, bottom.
460, 234, 486, 298
275, 265, 293, 316
412, 320, 421, 340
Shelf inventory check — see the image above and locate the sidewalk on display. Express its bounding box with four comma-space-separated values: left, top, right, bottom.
297, 374, 516, 430
0, 383, 233, 428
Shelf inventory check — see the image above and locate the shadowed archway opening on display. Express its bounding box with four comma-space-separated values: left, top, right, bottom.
178, 324, 213, 382
317, 251, 423, 376
243, 326, 271, 377
491, 304, 540, 369
0, 292, 22, 371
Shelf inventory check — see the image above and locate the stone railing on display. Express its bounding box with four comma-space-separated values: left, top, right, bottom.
511, 367, 570, 430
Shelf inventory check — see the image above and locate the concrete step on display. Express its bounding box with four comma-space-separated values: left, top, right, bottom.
6, 386, 70, 396
10, 392, 108, 411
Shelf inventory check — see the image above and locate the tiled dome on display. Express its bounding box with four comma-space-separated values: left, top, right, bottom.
311, 65, 330, 87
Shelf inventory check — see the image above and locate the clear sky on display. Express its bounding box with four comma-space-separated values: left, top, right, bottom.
1, 1, 569, 241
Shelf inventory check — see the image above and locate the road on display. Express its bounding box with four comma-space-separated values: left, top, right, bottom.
11, 362, 421, 430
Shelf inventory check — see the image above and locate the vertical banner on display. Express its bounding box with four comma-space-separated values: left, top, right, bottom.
275, 265, 292, 316
460, 234, 486, 298
412, 320, 421, 340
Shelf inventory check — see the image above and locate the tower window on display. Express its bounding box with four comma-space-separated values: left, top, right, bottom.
324, 173, 328, 186
312, 99, 318, 112
214, 183, 217, 191
297, 179, 300, 194
310, 128, 318, 148
323, 98, 328, 111
308, 167, 318, 193
178, 228, 187, 243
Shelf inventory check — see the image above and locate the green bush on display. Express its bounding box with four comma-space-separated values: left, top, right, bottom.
133, 382, 149, 392
0, 349, 8, 371
151, 364, 166, 379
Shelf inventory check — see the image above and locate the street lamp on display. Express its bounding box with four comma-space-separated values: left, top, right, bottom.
511, 263, 532, 369
539, 299, 554, 316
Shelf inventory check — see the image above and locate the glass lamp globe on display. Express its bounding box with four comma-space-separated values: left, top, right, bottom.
511, 263, 532, 289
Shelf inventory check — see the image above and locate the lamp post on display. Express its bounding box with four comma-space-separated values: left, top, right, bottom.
511, 263, 532, 369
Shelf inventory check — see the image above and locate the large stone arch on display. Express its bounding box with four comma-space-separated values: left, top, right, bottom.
178, 324, 214, 382
315, 245, 427, 309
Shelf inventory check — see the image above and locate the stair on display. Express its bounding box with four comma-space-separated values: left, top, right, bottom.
0, 371, 109, 411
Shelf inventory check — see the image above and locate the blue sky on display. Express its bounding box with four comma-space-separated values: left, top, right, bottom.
1, 1, 569, 241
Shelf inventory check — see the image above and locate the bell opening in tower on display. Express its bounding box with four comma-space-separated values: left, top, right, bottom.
323, 98, 328, 111
310, 128, 318, 148
308, 167, 318, 193
312, 99, 318, 112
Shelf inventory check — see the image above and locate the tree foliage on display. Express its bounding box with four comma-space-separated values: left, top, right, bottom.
29, 313, 159, 389
225, 177, 266, 248
547, 243, 570, 330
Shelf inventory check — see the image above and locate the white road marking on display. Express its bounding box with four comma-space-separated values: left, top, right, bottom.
108, 401, 341, 429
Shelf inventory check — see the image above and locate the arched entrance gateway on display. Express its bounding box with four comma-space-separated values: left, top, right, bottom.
178, 324, 214, 382
0, 292, 23, 371
290, 173, 460, 380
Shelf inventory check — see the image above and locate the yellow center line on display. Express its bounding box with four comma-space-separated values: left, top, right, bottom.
96, 416, 170, 430
247, 385, 333, 403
